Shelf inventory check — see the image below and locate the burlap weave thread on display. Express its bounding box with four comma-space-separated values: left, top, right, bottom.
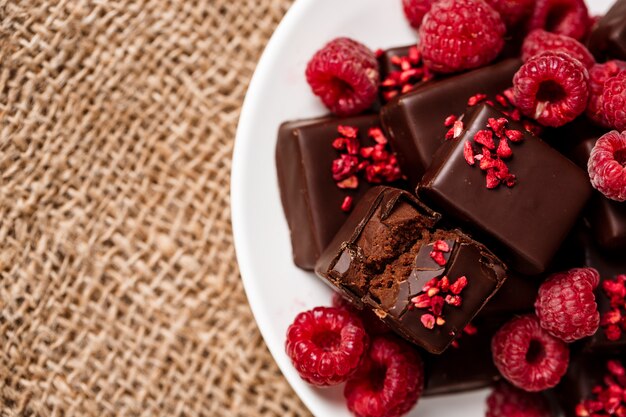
0, 0, 311, 415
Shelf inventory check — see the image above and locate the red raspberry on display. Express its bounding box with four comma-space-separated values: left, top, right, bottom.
402, 0, 436, 29
285, 306, 368, 386
305, 38, 379, 117
588, 130, 626, 202
492, 315, 569, 392
513, 52, 589, 127
486, 382, 552, 417
419, 0, 506, 74
534, 268, 600, 342
586, 61, 626, 127
485, 0, 535, 29
528, 0, 590, 41
522, 30, 594, 69
332, 293, 391, 336
602, 71, 626, 132
345, 336, 423, 417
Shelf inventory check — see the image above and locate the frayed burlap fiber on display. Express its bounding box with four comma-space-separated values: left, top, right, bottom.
0, 0, 310, 415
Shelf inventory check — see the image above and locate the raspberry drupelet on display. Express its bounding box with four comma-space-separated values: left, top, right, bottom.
486, 382, 552, 417
492, 315, 569, 392
285, 306, 369, 386
419, 0, 506, 74
529, 0, 591, 41
602, 71, 626, 132
305, 38, 380, 117
588, 130, 626, 202
401, 0, 436, 29
586, 61, 626, 127
522, 29, 595, 69
534, 268, 600, 342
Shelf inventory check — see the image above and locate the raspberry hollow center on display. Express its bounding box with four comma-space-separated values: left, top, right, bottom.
545, 5, 569, 32
329, 77, 354, 98
536, 80, 567, 103
369, 365, 387, 392
312, 330, 341, 351
525, 339, 546, 364
615, 148, 626, 167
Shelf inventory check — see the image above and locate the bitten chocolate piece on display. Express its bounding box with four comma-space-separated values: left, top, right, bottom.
588, 0, 626, 61
380, 59, 521, 186
276, 114, 403, 270
315, 186, 507, 354
418, 104, 592, 275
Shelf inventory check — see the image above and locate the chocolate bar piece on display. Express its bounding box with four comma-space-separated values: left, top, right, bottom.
276, 114, 404, 270
478, 272, 539, 317
378, 45, 414, 80
418, 104, 592, 275
380, 59, 521, 186
588, 0, 626, 61
315, 186, 507, 354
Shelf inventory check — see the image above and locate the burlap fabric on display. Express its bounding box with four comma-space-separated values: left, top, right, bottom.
0, 0, 312, 415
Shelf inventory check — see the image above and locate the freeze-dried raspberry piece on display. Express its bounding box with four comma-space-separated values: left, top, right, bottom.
602, 71, 626, 132
513, 52, 589, 127
306, 37, 379, 116
486, 382, 552, 417
402, 0, 436, 29
534, 268, 600, 342
529, 0, 591, 41
285, 306, 368, 386
485, 0, 535, 29
419, 0, 506, 73
588, 130, 626, 202
345, 336, 424, 417
522, 29, 595, 68
586, 61, 626, 127
492, 315, 569, 392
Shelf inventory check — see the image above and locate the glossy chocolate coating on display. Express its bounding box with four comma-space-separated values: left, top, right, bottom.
315, 186, 507, 354
418, 104, 592, 275
588, 0, 626, 61
276, 114, 402, 270
380, 59, 521, 186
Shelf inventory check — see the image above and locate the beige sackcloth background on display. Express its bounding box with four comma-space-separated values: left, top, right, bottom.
0, 0, 314, 415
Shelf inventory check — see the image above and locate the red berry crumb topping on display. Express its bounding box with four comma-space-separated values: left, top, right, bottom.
534, 267, 600, 342
586, 61, 626, 127
513, 52, 589, 127
402, 0, 436, 29
529, 0, 591, 41
600, 274, 626, 341
410, 271, 468, 330
306, 37, 380, 116
484, 0, 535, 29
602, 71, 626, 132
522, 29, 595, 69
345, 336, 424, 417
588, 130, 626, 202
486, 382, 552, 417
331, 125, 403, 211
380, 46, 433, 102
285, 306, 368, 386
419, 0, 506, 74
492, 315, 569, 392
575, 360, 626, 417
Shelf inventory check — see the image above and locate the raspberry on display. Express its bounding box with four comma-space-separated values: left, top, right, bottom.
602, 71, 626, 132
485, 0, 535, 29
332, 293, 391, 336
285, 306, 368, 386
345, 336, 424, 417
586, 61, 626, 127
588, 130, 626, 202
486, 382, 552, 417
534, 268, 600, 342
522, 30, 594, 69
529, 0, 590, 41
402, 0, 436, 29
492, 315, 569, 392
513, 52, 589, 127
305, 38, 379, 116
419, 0, 506, 74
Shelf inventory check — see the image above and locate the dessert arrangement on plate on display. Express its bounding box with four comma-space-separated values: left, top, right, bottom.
274, 0, 626, 415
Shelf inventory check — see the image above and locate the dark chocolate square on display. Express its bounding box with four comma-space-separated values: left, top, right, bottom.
588, 0, 626, 61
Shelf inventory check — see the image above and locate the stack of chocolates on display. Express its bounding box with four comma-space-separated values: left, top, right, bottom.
276, 0, 626, 415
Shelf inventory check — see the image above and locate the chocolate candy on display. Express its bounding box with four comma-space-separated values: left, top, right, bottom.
418, 104, 592, 275
588, 0, 626, 61
478, 272, 539, 317
276, 114, 403, 270
315, 186, 507, 354
380, 59, 521, 186
378, 45, 414, 80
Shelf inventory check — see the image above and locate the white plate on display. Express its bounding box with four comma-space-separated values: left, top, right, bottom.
231, 1, 613, 415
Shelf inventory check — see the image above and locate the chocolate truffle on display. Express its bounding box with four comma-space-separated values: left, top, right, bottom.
588, 0, 626, 61
315, 186, 507, 354
418, 104, 592, 275
380, 58, 521, 186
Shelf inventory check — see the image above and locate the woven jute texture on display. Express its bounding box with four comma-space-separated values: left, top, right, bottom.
0, 0, 311, 415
